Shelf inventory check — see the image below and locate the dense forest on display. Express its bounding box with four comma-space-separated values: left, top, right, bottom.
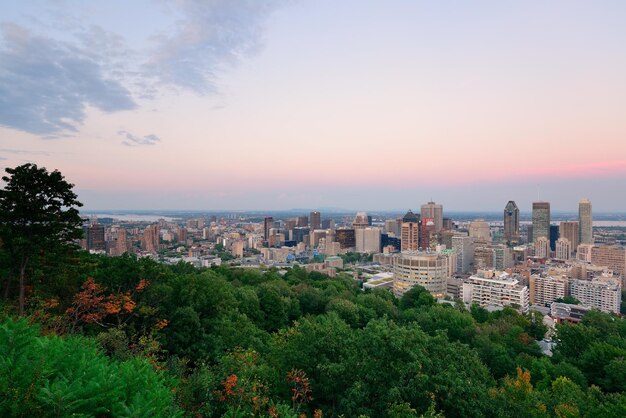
1, 253, 626, 417
1, 165, 626, 417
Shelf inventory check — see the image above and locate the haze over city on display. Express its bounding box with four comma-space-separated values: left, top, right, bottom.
1, 1, 626, 211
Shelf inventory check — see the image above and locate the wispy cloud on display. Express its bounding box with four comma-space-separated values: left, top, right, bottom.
0, 148, 50, 156
0, 23, 136, 135
118, 130, 161, 146
146, 0, 284, 93
0, 1, 284, 137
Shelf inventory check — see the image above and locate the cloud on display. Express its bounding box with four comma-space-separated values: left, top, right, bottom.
0, 23, 136, 135
118, 130, 161, 146
0, 148, 50, 156
146, 0, 284, 93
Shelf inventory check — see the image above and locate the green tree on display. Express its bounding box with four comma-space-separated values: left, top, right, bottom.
0, 164, 83, 315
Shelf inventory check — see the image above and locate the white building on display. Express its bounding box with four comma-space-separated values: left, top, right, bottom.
392, 252, 449, 298
462, 270, 530, 313
355, 227, 381, 254
569, 277, 621, 314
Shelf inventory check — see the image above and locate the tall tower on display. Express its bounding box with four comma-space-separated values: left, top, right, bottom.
420, 202, 443, 232
400, 209, 419, 252
263, 216, 273, 241
309, 211, 321, 231
503, 201, 519, 244
352, 212, 369, 229
579, 198, 593, 245
531, 202, 550, 242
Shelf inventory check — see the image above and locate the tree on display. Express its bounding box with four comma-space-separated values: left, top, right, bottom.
0, 164, 83, 315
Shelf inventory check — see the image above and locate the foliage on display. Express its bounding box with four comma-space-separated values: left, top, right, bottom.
0, 317, 180, 417
0, 163, 83, 315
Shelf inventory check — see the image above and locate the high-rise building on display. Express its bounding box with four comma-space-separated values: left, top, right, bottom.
555, 238, 572, 260
534, 236, 550, 258
493, 245, 513, 270
452, 235, 474, 273
309, 211, 321, 231
176, 226, 188, 243
291, 227, 310, 244
559, 221, 579, 254
114, 228, 128, 256
579, 198, 593, 245
142, 224, 160, 253
590, 245, 626, 283
420, 202, 443, 232
263, 217, 273, 241
469, 220, 490, 242
336, 228, 356, 249
503, 201, 520, 244
550, 225, 559, 251
297, 215, 308, 227
400, 209, 419, 252
420, 218, 436, 249
85, 224, 105, 251
353, 212, 369, 229
473, 242, 494, 270
532, 202, 550, 241
392, 252, 449, 298
355, 227, 381, 254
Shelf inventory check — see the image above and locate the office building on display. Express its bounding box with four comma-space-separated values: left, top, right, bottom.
474, 242, 494, 270
142, 224, 160, 253
85, 224, 105, 251
420, 201, 443, 232
534, 236, 550, 259
392, 252, 449, 298
550, 225, 559, 251
336, 228, 356, 249
503, 201, 520, 244
555, 238, 572, 260
469, 220, 490, 242
297, 215, 308, 227
263, 216, 273, 241
355, 227, 381, 254
462, 270, 530, 313
590, 245, 626, 282
493, 245, 513, 270
452, 235, 474, 273
353, 212, 369, 229
310, 211, 321, 231
400, 209, 419, 252
420, 218, 436, 250
354, 227, 380, 254
532, 202, 550, 241
579, 198, 593, 245
559, 221, 579, 254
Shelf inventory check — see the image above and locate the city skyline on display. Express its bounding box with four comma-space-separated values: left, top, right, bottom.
2, 1, 626, 211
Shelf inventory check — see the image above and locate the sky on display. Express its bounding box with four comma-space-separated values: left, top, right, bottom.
1, 0, 626, 212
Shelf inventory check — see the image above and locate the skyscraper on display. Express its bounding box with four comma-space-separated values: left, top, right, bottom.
263, 216, 273, 241
352, 212, 369, 229
400, 209, 419, 252
503, 201, 519, 244
579, 198, 593, 245
532, 202, 550, 241
559, 221, 579, 254
420, 201, 443, 232
309, 211, 321, 231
